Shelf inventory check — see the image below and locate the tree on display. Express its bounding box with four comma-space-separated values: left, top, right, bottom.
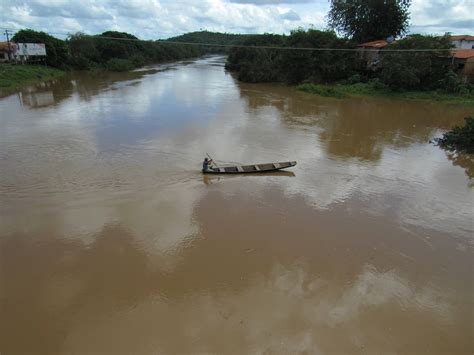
12, 29, 70, 68
327, 0, 411, 42
279, 29, 355, 84
379, 34, 452, 91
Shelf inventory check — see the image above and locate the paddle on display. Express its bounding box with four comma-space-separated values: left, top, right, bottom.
206, 152, 219, 168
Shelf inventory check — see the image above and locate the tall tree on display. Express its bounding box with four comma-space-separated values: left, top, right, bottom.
328, 0, 411, 42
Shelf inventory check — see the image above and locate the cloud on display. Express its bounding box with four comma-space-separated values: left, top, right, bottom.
409, 0, 474, 34
279, 9, 301, 21
229, 0, 312, 4
1, 0, 472, 40
62, 263, 453, 353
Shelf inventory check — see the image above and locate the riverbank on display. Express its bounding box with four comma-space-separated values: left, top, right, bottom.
0, 64, 65, 90
297, 82, 474, 105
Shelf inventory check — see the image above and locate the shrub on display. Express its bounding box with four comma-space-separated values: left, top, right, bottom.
106, 58, 135, 72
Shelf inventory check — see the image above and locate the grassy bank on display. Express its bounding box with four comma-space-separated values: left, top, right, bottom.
0, 64, 64, 90
297, 82, 474, 105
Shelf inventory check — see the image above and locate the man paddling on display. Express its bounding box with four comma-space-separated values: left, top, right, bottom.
202, 157, 213, 172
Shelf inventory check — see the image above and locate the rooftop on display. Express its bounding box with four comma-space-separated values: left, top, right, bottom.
0, 42, 15, 51
450, 35, 474, 41
357, 40, 388, 49
452, 48, 474, 59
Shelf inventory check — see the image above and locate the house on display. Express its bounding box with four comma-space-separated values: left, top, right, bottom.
356, 40, 388, 70
0, 42, 14, 62
450, 35, 474, 49
451, 48, 474, 82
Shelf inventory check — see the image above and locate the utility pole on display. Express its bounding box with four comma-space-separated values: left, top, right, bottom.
4, 29, 13, 61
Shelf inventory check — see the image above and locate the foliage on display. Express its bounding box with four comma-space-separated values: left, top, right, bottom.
280, 29, 356, 84
433, 117, 474, 154
226, 29, 356, 84
0, 64, 64, 89
12, 29, 70, 68
439, 70, 472, 95
11, 29, 207, 72
327, 0, 411, 42
379, 34, 452, 91
167, 30, 249, 52
226, 34, 285, 82
106, 58, 135, 72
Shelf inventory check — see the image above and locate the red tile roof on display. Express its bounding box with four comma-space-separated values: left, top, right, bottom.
357, 40, 388, 49
0, 42, 16, 51
450, 35, 474, 41
452, 49, 474, 59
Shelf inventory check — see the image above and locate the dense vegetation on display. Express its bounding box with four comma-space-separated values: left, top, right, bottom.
10, 29, 252, 72
226, 29, 355, 84
328, 0, 411, 42
434, 117, 474, 154
11, 29, 207, 71
226, 30, 472, 97
380, 34, 453, 91
167, 31, 248, 50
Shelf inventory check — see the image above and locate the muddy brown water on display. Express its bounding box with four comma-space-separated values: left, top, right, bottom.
0, 56, 473, 354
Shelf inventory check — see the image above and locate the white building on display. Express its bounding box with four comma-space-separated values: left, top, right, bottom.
451, 35, 474, 49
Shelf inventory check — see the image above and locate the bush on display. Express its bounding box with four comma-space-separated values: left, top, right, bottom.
106, 58, 135, 72
347, 73, 363, 84
379, 34, 452, 91
433, 117, 474, 153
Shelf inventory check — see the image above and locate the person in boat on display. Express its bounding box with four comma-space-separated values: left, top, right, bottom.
202, 157, 213, 171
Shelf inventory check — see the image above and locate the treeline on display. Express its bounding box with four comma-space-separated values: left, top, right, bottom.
167, 30, 249, 49
11, 29, 207, 71
226, 30, 354, 84
225, 29, 469, 94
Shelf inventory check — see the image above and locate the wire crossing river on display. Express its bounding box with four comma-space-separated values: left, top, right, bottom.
0, 56, 472, 354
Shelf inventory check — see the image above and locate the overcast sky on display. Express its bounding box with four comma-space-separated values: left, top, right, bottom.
1, 0, 473, 40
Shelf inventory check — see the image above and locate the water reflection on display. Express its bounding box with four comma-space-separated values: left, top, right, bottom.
445, 151, 474, 184
1, 186, 471, 354
14, 79, 74, 108
1, 55, 473, 354
239, 83, 471, 161
202, 171, 295, 185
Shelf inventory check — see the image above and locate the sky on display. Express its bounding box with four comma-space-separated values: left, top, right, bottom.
1, 0, 473, 40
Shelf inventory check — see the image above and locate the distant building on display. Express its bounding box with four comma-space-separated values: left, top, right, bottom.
451, 48, 474, 82
0, 42, 15, 62
356, 40, 388, 70
450, 35, 474, 49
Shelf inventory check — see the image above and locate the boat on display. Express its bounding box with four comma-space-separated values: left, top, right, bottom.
202, 161, 297, 174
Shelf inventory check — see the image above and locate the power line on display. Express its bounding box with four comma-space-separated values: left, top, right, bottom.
1, 27, 470, 53
4, 29, 13, 60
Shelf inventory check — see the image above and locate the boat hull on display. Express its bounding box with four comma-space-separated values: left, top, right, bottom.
202, 161, 297, 174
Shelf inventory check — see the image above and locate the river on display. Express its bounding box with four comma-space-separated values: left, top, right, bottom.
0, 56, 473, 354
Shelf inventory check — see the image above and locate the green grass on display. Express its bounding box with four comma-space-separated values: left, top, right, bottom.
297, 82, 474, 105
0, 64, 64, 90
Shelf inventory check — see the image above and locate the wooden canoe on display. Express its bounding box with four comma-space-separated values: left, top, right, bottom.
202, 161, 297, 174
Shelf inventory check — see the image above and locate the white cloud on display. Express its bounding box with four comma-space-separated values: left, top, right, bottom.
1, 0, 472, 42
